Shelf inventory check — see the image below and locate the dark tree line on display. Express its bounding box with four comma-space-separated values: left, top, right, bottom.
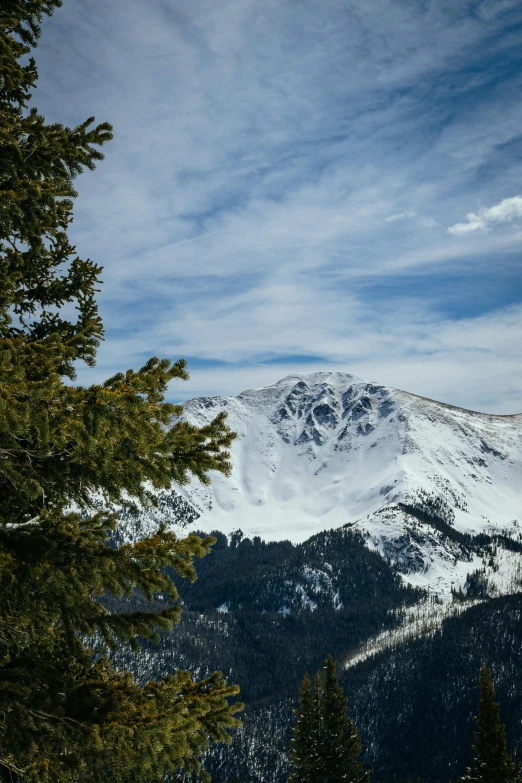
290, 661, 518, 783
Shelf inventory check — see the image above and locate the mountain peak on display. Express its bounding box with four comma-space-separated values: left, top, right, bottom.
128, 373, 522, 596
268, 370, 370, 390
236, 371, 370, 402
181, 371, 521, 532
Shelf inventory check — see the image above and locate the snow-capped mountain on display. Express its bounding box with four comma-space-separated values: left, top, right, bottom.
114, 373, 522, 783
123, 372, 522, 597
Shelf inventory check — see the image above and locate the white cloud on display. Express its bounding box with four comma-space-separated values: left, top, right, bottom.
448, 196, 522, 235
208, 303, 522, 414
35, 0, 522, 414
385, 211, 416, 222
80, 283, 522, 414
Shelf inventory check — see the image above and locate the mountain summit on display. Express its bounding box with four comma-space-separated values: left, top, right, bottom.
124, 372, 522, 595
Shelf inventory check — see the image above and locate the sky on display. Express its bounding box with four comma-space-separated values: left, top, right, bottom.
36, 0, 522, 413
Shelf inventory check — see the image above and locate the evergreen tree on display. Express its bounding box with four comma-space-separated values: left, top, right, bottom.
290, 673, 319, 783
312, 670, 325, 783
289, 657, 369, 783
319, 654, 370, 783
459, 665, 518, 783
0, 2, 241, 781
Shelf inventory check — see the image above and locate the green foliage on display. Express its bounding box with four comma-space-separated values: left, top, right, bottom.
0, 0, 110, 369
320, 655, 369, 783
458, 665, 519, 783
0, 509, 243, 781
289, 673, 321, 783
290, 656, 370, 783
0, 1, 241, 779
0, 342, 235, 525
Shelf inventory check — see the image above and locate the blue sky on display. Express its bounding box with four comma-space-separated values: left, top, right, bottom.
37, 0, 522, 412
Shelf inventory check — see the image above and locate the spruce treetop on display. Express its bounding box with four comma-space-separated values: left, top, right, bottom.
290, 656, 370, 783
1, 0, 111, 366
459, 665, 518, 783
0, 3, 242, 780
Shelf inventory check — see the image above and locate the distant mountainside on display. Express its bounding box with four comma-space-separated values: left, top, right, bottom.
111, 373, 522, 782
120, 371, 522, 597
110, 530, 522, 783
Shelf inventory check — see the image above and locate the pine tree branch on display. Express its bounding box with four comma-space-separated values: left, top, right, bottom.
27, 709, 84, 728
0, 755, 25, 775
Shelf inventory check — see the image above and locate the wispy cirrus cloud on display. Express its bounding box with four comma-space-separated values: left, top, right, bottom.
386, 211, 416, 222
36, 0, 522, 412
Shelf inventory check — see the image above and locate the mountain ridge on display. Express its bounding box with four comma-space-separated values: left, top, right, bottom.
202, 371, 522, 419
121, 371, 522, 598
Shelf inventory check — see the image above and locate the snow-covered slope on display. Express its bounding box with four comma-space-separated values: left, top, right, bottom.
125, 372, 522, 596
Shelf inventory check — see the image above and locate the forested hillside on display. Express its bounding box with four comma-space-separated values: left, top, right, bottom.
109, 526, 422, 696
107, 529, 522, 782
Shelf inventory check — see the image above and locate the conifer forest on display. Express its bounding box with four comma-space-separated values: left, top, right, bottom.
1, 2, 522, 783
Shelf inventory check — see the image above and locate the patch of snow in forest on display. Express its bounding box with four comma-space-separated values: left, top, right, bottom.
344, 598, 484, 669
